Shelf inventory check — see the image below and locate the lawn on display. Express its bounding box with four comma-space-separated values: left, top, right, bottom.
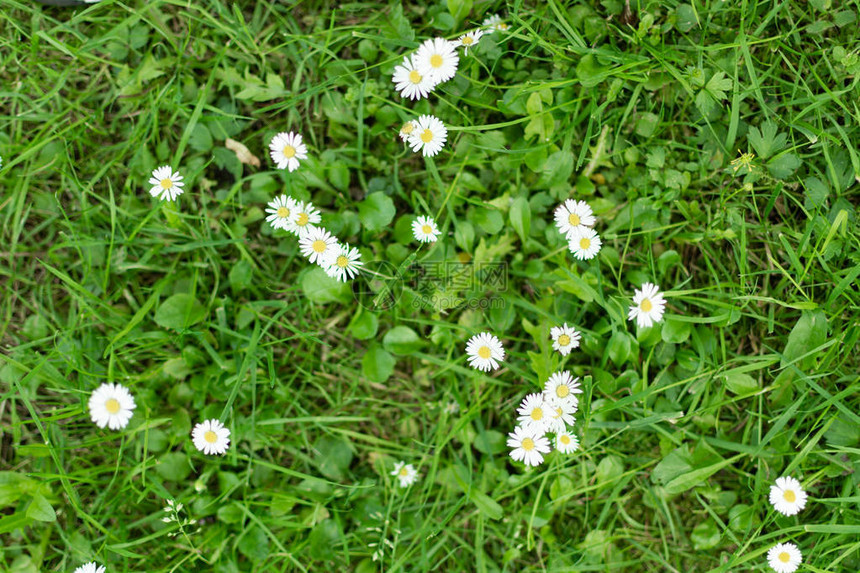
1, 0, 859, 571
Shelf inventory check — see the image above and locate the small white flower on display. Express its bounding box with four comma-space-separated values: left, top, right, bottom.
285, 200, 321, 238
767, 542, 802, 573
191, 419, 231, 455
322, 242, 363, 282
517, 393, 551, 433
414, 38, 459, 84
399, 121, 417, 142
482, 14, 509, 32
299, 226, 338, 265
544, 370, 583, 401
391, 461, 420, 488
264, 194, 297, 231
507, 425, 550, 467
465, 332, 504, 372
148, 166, 184, 202
392, 55, 437, 100
88, 383, 136, 430
554, 199, 595, 238
550, 323, 581, 356
268, 131, 308, 172
627, 282, 667, 329
73, 563, 106, 573
769, 477, 808, 516
454, 29, 484, 54
546, 400, 577, 433
568, 227, 602, 260
407, 114, 448, 157
412, 215, 441, 243
555, 430, 580, 454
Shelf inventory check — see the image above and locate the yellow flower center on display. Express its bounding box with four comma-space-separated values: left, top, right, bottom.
477, 346, 491, 359
336, 255, 349, 268
530, 408, 543, 421
408, 69, 422, 84
277, 206, 290, 219
783, 489, 796, 503
778, 552, 790, 563
420, 129, 434, 143
556, 385, 569, 398
462, 36, 473, 45
430, 54, 443, 68
296, 213, 309, 226
558, 334, 571, 346
421, 224, 433, 234
640, 298, 653, 312
554, 407, 563, 418
312, 240, 327, 253
282, 145, 296, 159
204, 430, 218, 443
160, 179, 173, 189
399, 467, 409, 477
568, 213, 580, 226
499, 22, 508, 30
401, 122, 414, 134
560, 434, 570, 444
580, 237, 591, 250
105, 398, 120, 414
521, 437, 535, 451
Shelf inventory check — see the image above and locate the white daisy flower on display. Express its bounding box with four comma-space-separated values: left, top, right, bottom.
264, 194, 297, 231
769, 477, 808, 516
268, 131, 308, 172
412, 215, 441, 243
392, 55, 437, 101
465, 332, 504, 372
482, 14, 509, 32
191, 419, 231, 455
299, 226, 338, 265
555, 430, 580, 454
399, 121, 417, 142
550, 323, 581, 356
507, 425, 550, 467
414, 38, 459, 84
767, 542, 802, 573
73, 563, 106, 573
148, 166, 185, 202
544, 370, 583, 401
407, 114, 447, 157
454, 29, 484, 54
627, 282, 667, 329
285, 200, 321, 238
568, 227, 602, 260
322, 242, 363, 282
546, 400, 577, 433
516, 393, 551, 433
554, 199, 595, 238
88, 383, 136, 430
391, 461, 420, 488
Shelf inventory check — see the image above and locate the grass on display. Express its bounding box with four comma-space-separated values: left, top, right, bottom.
1, 0, 859, 571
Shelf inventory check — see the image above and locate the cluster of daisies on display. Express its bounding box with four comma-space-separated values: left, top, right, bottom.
765, 476, 809, 573
394, 16, 507, 158
264, 192, 363, 281
88, 382, 231, 455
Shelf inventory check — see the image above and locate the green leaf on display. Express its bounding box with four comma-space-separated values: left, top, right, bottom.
154, 294, 207, 331
348, 309, 378, 340
358, 192, 395, 232
691, 520, 720, 550
575, 54, 610, 88
664, 454, 735, 495
446, 0, 473, 23
309, 519, 341, 560
728, 504, 755, 532
361, 343, 395, 383
767, 152, 802, 179
473, 207, 504, 234
661, 319, 691, 344
452, 467, 503, 520
228, 260, 254, 293
509, 196, 531, 244
747, 120, 787, 159
188, 123, 213, 152
314, 435, 354, 481
781, 310, 828, 369
301, 267, 351, 305
722, 371, 760, 395
155, 452, 192, 482
607, 330, 632, 366
238, 525, 270, 562
382, 326, 422, 355
25, 494, 55, 522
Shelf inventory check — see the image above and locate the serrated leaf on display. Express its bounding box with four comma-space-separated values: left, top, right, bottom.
747, 120, 787, 159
